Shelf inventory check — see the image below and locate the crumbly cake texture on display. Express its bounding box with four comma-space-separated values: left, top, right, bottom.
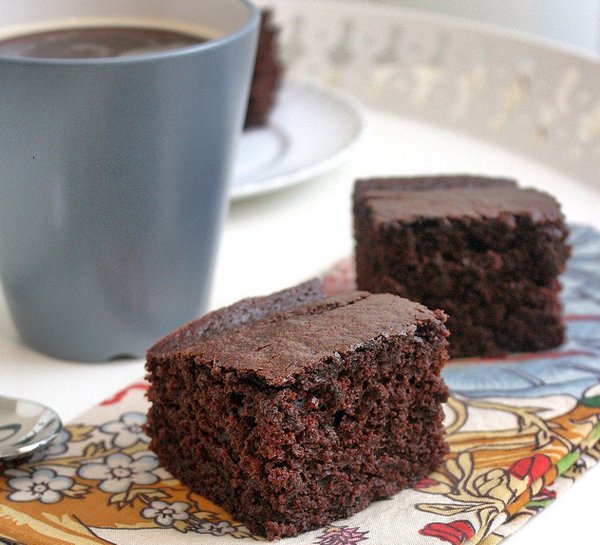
146, 285, 449, 540
353, 175, 571, 358
244, 9, 282, 128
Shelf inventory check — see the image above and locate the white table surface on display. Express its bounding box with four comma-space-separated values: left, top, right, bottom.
2, 109, 599, 544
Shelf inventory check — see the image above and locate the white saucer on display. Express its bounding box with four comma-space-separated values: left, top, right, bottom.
231, 80, 365, 200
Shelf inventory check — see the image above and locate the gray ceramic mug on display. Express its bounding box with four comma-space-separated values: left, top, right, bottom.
0, 0, 259, 361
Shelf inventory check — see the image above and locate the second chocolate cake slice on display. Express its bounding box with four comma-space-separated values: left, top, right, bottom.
146, 284, 449, 540
353, 175, 571, 358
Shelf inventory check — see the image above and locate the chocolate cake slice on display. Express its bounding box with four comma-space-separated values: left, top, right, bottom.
244, 9, 282, 128
146, 283, 449, 540
353, 175, 571, 358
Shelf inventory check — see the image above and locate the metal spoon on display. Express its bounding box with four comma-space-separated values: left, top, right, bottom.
0, 396, 62, 461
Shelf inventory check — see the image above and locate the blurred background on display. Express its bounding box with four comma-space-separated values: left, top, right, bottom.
366, 0, 600, 54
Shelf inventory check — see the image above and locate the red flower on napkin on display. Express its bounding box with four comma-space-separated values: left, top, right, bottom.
419, 520, 475, 545
414, 476, 438, 489
100, 383, 148, 406
508, 454, 552, 485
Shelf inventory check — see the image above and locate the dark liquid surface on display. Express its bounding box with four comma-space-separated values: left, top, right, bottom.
0, 26, 207, 59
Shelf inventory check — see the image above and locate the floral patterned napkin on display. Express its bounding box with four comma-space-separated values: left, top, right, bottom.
1, 225, 599, 545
